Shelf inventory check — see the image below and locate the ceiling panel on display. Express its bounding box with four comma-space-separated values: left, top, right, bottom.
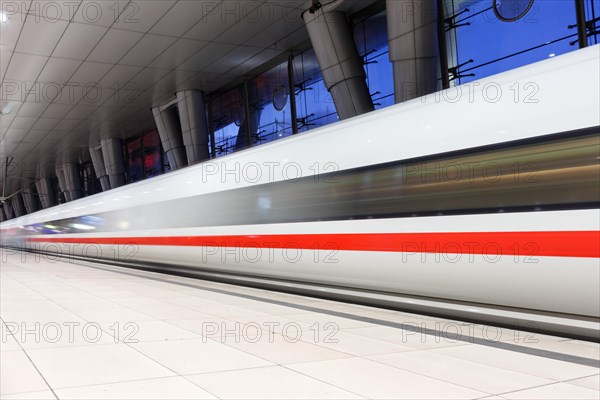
72, 0, 129, 27
182, 6, 240, 42
203, 46, 262, 74
62, 103, 95, 120
245, 18, 306, 48
14, 18, 69, 56
176, 72, 235, 93
31, 117, 60, 131
52, 22, 109, 60
96, 64, 143, 90
227, 48, 284, 77
12, 102, 45, 118
53, 118, 84, 132
26, 129, 54, 141
149, 0, 207, 37
147, 69, 197, 94
111, 0, 177, 33
69, 61, 114, 84
0, 10, 25, 51
177, 42, 237, 72
147, 38, 207, 70
0, 50, 12, 78
25, 0, 81, 22
9, 116, 38, 130
214, 8, 274, 45
37, 57, 82, 84
3, 52, 48, 81
1, 128, 29, 142
41, 103, 76, 119
119, 34, 178, 67
87, 28, 144, 63
128, 67, 171, 93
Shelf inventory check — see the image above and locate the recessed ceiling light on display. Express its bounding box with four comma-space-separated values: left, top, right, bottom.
0, 102, 16, 115
549, 53, 556, 57
0, 12, 8, 23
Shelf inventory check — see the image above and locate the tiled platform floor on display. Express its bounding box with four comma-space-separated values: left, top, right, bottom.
1, 249, 599, 399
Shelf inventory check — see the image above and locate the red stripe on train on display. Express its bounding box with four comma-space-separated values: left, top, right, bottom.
26, 231, 600, 258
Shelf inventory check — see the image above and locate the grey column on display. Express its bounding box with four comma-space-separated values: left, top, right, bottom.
62, 162, 82, 202
176, 90, 210, 165
55, 164, 68, 202
101, 138, 127, 189
1, 207, 6, 221
89, 146, 111, 191
303, 10, 374, 120
35, 178, 56, 209
22, 182, 39, 214
10, 193, 25, 217
387, 0, 439, 103
3, 202, 13, 219
152, 106, 187, 170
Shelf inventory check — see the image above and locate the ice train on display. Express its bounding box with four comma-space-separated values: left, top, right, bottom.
2, 45, 599, 340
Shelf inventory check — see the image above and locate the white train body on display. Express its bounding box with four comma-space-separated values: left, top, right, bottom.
2, 45, 599, 339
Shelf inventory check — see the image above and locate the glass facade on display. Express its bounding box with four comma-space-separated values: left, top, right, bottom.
446, 0, 596, 84
248, 63, 294, 144
354, 11, 395, 109
292, 49, 339, 132
210, 85, 246, 156
126, 137, 143, 183
142, 130, 163, 178
125, 130, 164, 183
585, 0, 600, 45
125, 2, 600, 177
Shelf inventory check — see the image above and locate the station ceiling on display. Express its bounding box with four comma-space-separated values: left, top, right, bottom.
0, 0, 376, 195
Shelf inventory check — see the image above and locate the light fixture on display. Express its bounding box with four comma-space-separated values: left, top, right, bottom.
0, 11, 8, 23
0, 102, 16, 115
549, 53, 556, 58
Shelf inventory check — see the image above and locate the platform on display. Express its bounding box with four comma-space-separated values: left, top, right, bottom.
1, 248, 599, 400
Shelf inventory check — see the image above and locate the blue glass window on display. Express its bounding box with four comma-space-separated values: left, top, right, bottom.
449, 0, 579, 84
354, 11, 395, 109
585, 0, 600, 45
210, 86, 245, 157
248, 63, 294, 144
293, 49, 339, 132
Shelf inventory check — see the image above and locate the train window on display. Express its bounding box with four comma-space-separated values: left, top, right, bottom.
22, 129, 600, 233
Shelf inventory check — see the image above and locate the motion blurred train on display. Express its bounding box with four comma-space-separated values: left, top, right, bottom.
2, 45, 599, 340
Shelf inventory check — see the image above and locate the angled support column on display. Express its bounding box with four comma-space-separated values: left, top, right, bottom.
387, 0, 439, 103
3, 201, 14, 219
22, 182, 39, 214
176, 90, 210, 165
89, 146, 111, 191
36, 178, 56, 209
152, 106, 187, 170
101, 139, 126, 189
303, 9, 374, 119
55, 164, 68, 203
36, 164, 56, 209
61, 163, 82, 202
10, 193, 25, 217
0, 207, 6, 221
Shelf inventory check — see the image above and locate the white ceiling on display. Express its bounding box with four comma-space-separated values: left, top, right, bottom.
3, 0, 372, 193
